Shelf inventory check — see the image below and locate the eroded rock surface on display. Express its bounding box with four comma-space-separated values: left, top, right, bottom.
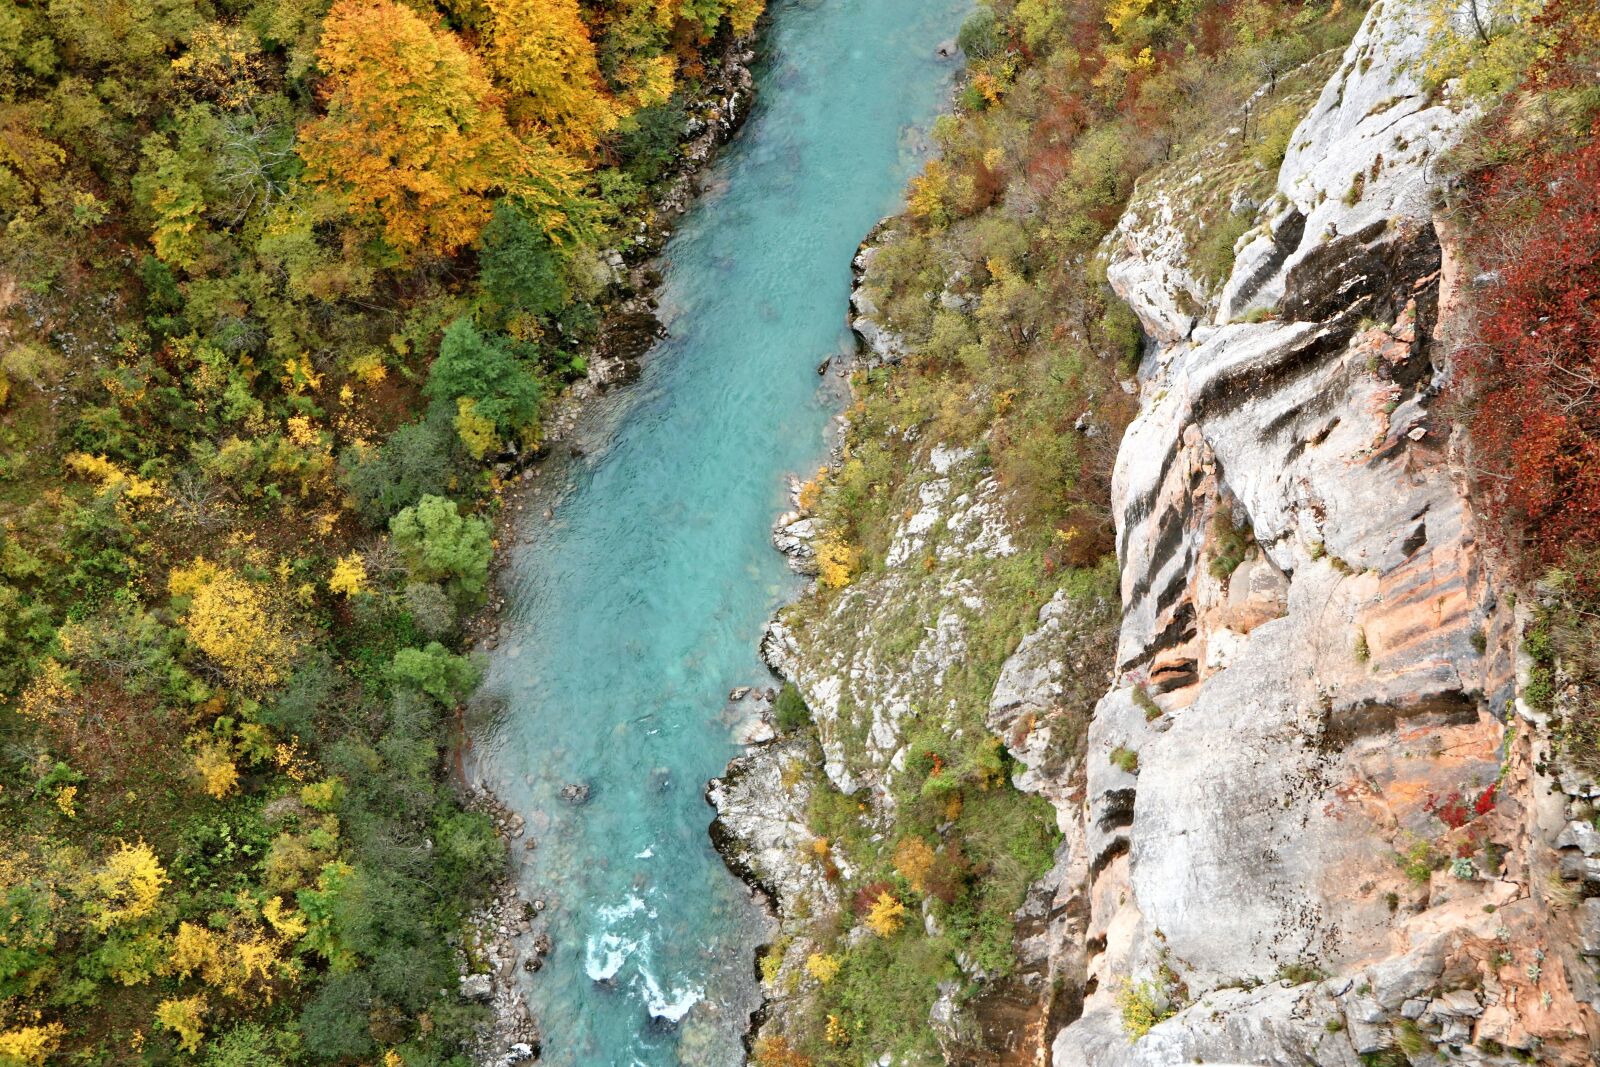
1048, 1, 1600, 1063
758, 443, 1021, 798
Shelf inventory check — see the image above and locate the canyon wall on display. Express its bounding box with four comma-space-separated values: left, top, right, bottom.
1047, 1, 1600, 1062
715, 2, 1600, 1063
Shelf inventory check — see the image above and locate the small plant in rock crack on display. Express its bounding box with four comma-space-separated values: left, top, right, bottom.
1354, 627, 1371, 662
1207, 502, 1254, 581
1276, 962, 1328, 985
1116, 976, 1176, 1040
1132, 686, 1162, 721
1394, 1020, 1435, 1058
1397, 839, 1440, 884
1110, 745, 1140, 774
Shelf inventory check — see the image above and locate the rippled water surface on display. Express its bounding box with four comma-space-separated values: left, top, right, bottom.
473, 2, 970, 1062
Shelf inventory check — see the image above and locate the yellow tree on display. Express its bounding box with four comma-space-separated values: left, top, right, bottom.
169, 561, 298, 690
0, 1025, 66, 1066
721, 0, 764, 35
298, 0, 584, 257
87, 841, 167, 932
864, 890, 907, 937
192, 740, 240, 798
486, 0, 625, 156
892, 836, 936, 895
804, 952, 840, 984
154, 995, 208, 1053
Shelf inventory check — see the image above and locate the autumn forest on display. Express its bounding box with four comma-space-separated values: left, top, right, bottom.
0, 0, 762, 1062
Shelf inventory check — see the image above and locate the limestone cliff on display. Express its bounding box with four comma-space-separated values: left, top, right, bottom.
1043, 1, 1600, 1062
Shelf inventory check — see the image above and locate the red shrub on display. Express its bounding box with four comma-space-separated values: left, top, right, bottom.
1458, 120, 1600, 566
1426, 790, 1473, 830
1474, 784, 1499, 816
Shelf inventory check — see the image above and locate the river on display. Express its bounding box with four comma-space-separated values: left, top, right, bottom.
471, 1, 971, 1062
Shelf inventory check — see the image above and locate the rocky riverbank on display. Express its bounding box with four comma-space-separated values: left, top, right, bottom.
454, 31, 759, 1066
707, 202, 1073, 1060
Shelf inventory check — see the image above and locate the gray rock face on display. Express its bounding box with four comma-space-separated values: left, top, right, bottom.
772, 510, 820, 576
708, 738, 845, 914
1218, 0, 1482, 325
1046, 1, 1600, 1063
989, 588, 1116, 806
759, 443, 1020, 798
1057, 980, 1363, 1067
715, 4, 1600, 1063
719, 434, 1061, 1055
1104, 183, 1211, 344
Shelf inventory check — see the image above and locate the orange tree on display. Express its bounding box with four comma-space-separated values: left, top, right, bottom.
298, 0, 588, 258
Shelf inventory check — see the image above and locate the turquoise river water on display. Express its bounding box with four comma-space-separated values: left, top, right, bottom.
472, 2, 971, 1062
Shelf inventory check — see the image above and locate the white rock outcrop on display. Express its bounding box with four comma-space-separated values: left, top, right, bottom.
850, 239, 910, 365
1219, 0, 1482, 325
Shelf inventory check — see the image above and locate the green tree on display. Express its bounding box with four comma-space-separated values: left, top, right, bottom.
432, 807, 504, 889
132, 134, 208, 271
202, 1024, 291, 1067
424, 317, 543, 451
341, 418, 456, 525
958, 6, 1002, 58
388, 495, 492, 604
479, 198, 567, 321
390, 642, 484, 703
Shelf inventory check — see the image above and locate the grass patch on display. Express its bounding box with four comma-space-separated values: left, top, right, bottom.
1193, 210, 1255, 289
1397, 839, 1440, 884
1132, 686, 1162, 721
